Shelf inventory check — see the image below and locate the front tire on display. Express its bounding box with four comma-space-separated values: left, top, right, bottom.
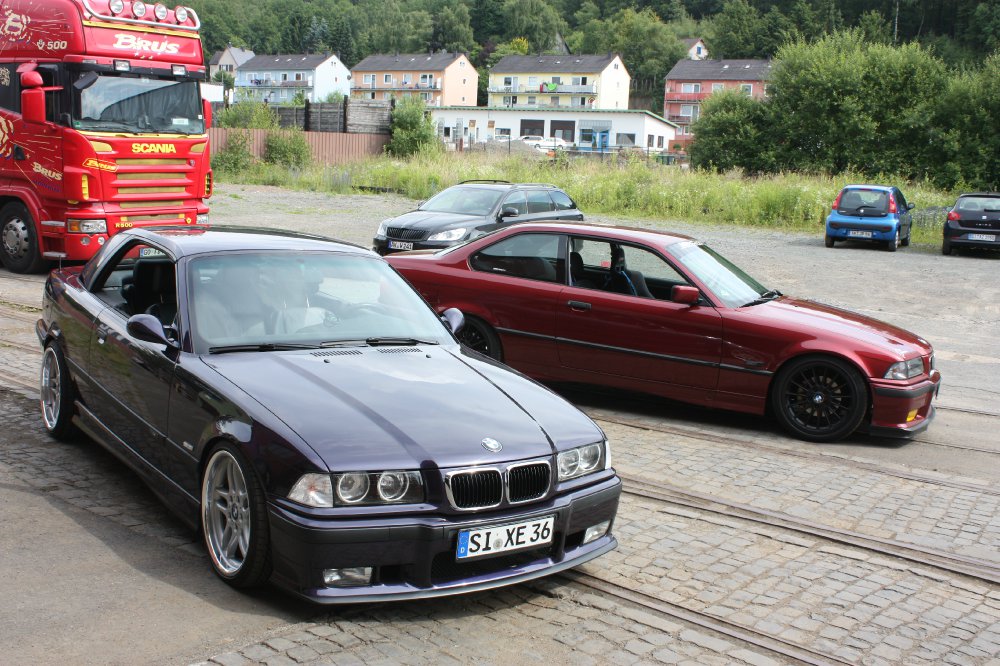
771, 356, 868, 443
0, 202, 46, 274
458, 316, 503, 361
39, 343, 79, 441
201, 445, 272, 588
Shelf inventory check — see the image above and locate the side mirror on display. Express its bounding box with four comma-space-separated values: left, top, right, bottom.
499, 207, 519, 219
906, 203, 915, 210
127, 314, 176, 347
671, 285, 701, 305
21, 89, 46, 125
202, 98, 213, 129
441, 307, 465, 334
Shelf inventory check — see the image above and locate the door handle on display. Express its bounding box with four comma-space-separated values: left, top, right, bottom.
567, 300, 592, 311
96, 325, 109, 345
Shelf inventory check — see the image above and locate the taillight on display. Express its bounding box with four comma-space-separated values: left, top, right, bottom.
888, 193, 897, 213
832, 191, 843, 210
947, 210, 960, 221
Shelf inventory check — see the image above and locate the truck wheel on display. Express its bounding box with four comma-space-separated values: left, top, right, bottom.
0, 203, 46, 274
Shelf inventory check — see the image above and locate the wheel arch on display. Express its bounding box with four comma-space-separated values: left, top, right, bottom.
765, 350, 874, 420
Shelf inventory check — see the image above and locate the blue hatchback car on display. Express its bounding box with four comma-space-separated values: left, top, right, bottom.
825, 185, 914, 252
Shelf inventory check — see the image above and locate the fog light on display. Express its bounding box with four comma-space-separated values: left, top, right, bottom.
114, 60, 130, 72
582, 520, 610, 544
323, 567, 372, 587
172, 64, 187, 76
906, 409, 918, 422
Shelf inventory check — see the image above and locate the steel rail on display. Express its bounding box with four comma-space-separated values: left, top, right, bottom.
591, 414, 1000, 497
550, 572, 851, 666
620, 475, 1000, 586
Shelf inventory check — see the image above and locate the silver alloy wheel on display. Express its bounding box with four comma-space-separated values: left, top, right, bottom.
202, 450, 252, 576
1, 215, 30, 261
40, 347, 61, 430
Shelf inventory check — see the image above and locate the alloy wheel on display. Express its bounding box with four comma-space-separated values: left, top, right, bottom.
40, 347, 61, 431
779, 362, 861, 439
203, 451, 252, 576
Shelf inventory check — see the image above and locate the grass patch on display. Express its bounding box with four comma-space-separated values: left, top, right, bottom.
214, 152, 957, 245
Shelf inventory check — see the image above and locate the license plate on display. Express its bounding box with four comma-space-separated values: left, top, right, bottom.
848, 230, 873, 238
388, 241, 414, 251
456, 515, 554, 560
968, 233, 996, 242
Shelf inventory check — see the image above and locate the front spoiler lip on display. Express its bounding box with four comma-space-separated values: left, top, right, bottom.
865, 405, 935, 439
289, 535, 618, 604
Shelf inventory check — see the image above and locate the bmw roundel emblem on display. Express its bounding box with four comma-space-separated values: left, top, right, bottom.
481, 437, 503, 453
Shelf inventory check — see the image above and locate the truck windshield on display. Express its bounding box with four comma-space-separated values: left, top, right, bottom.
73, 74, 204, 135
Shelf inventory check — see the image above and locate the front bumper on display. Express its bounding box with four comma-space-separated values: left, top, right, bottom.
372, 237, 456, 256
267, 475, 621, 603
866, 371, 941, 438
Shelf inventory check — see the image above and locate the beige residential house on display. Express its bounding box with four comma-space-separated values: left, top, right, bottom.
350, 52, 478, 106
208, 43, 255, 79
487, 54, 630, 110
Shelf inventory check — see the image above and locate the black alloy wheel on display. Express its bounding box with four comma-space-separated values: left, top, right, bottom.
771, 356, 868, 443
457, 316, 503, 361
201, 444, 272, 588
0, 202, 46, 274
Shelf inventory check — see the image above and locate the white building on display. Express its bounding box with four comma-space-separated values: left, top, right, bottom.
431, 106, 677, 152
235, 53, 351, 104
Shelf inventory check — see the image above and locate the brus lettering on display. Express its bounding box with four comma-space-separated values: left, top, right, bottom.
132, 143, 177, 154
32, 162, 63, 181
112, 33, 180, 55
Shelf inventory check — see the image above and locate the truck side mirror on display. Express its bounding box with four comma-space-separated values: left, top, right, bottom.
21, 89, 46, 125
202, 98, 213, 129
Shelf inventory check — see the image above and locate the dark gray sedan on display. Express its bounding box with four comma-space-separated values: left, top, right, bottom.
36, 226, 620, 603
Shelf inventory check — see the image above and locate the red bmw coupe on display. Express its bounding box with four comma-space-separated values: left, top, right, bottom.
387, 223, 941, 442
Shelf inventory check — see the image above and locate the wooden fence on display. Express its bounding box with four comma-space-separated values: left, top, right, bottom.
207, 128, 389, 165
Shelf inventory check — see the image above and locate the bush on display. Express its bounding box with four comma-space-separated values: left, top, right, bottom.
216, 102, 278, 129
386, 97, 439, 157
263, 130, 311, 168
212, 130, 254, 172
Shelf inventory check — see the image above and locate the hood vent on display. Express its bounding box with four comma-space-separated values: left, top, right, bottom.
377, 347, 423, 354
312, 349, 363, 357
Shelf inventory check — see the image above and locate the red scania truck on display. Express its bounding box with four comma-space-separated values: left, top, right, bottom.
0, 0, 211, 273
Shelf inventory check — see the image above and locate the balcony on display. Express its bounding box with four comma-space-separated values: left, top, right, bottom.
358, 80, 441, 90
488, 100, 597, 110
667, 114, 696, 124
663, 91, 710, 102
486, 83, 597, 94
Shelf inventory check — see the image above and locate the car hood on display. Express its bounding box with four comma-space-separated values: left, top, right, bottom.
755, 297, 931, 355
201, 346, 603, 471
389, 210, 485, 230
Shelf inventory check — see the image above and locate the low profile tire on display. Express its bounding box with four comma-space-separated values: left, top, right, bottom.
824, 235, 835, 248
885, 229, 899, 252
0, 202, 46, 274
771, 356, 868, 443
201, 445, 272, 589
39, 343, 79, 441
458, 316, 503, 361
942, 238, 952, 256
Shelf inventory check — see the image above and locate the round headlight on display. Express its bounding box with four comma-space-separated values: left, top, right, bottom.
174, 5, 189, 22
377, 472, 410, 501
154, 3, 168, 19
558, 448, 580, 478
109, 0, 125, 14
336, 472, 370, 504
132, 1, 147, 17
578, 443, 602, 472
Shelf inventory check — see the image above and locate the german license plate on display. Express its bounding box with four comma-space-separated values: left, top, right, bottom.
388, 241, 414, 250
848, 230, 873, 238
456, 515, 554, 560
968, 233, 996, 242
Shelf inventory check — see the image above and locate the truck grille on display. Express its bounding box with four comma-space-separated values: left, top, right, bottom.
445, 461, 551, 510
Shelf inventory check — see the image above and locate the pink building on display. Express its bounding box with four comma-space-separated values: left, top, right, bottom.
663, 59, 771, 150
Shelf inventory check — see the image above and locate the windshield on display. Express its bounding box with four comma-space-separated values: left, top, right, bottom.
73, 73, 204, 134
188, 252, 452, 353
667, 241, 768, 308
420, 187, 504, 216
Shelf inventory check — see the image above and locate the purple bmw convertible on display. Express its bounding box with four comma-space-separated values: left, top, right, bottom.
35, 226, 620, 603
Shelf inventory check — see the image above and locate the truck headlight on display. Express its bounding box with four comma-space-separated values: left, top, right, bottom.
67, 219, 107, 233
884, 357, 923, 380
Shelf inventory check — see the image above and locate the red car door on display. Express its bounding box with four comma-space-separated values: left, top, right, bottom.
556, 238, 724, 399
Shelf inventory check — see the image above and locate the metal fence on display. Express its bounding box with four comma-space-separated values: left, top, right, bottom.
207, 128, 389, 165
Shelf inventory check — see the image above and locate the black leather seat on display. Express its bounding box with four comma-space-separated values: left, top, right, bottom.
123, 259, 176, 323
569, 251, 596, 288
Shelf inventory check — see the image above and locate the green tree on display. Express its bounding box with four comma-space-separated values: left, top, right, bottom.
503, 0, 564, 52
386, 97, 440, 156
212, 70, 235, 95
302, 16, 330, 53
689, 90, 774, 173
708, 0, 763, 58
471, 0, 506, 42
431, 1, 476, 52
606, 9, 687, 82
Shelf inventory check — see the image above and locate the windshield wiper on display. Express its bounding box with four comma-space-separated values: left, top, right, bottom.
208, 343, 320, 354
740, 289, 782, 308
365, 337, 438, 346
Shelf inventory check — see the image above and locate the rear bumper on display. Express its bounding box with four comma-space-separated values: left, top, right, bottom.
825, 217, 898, 242
943, 223, 1000, 250
865, 372, 941, 438
267, 475, 621, 603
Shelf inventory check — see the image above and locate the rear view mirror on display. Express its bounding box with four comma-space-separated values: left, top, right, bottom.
906, 203, 915, 210
127, 314, 176, 347
500, 207, 519, 219
671, 285, 701, 305
441, 307, 465, 334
